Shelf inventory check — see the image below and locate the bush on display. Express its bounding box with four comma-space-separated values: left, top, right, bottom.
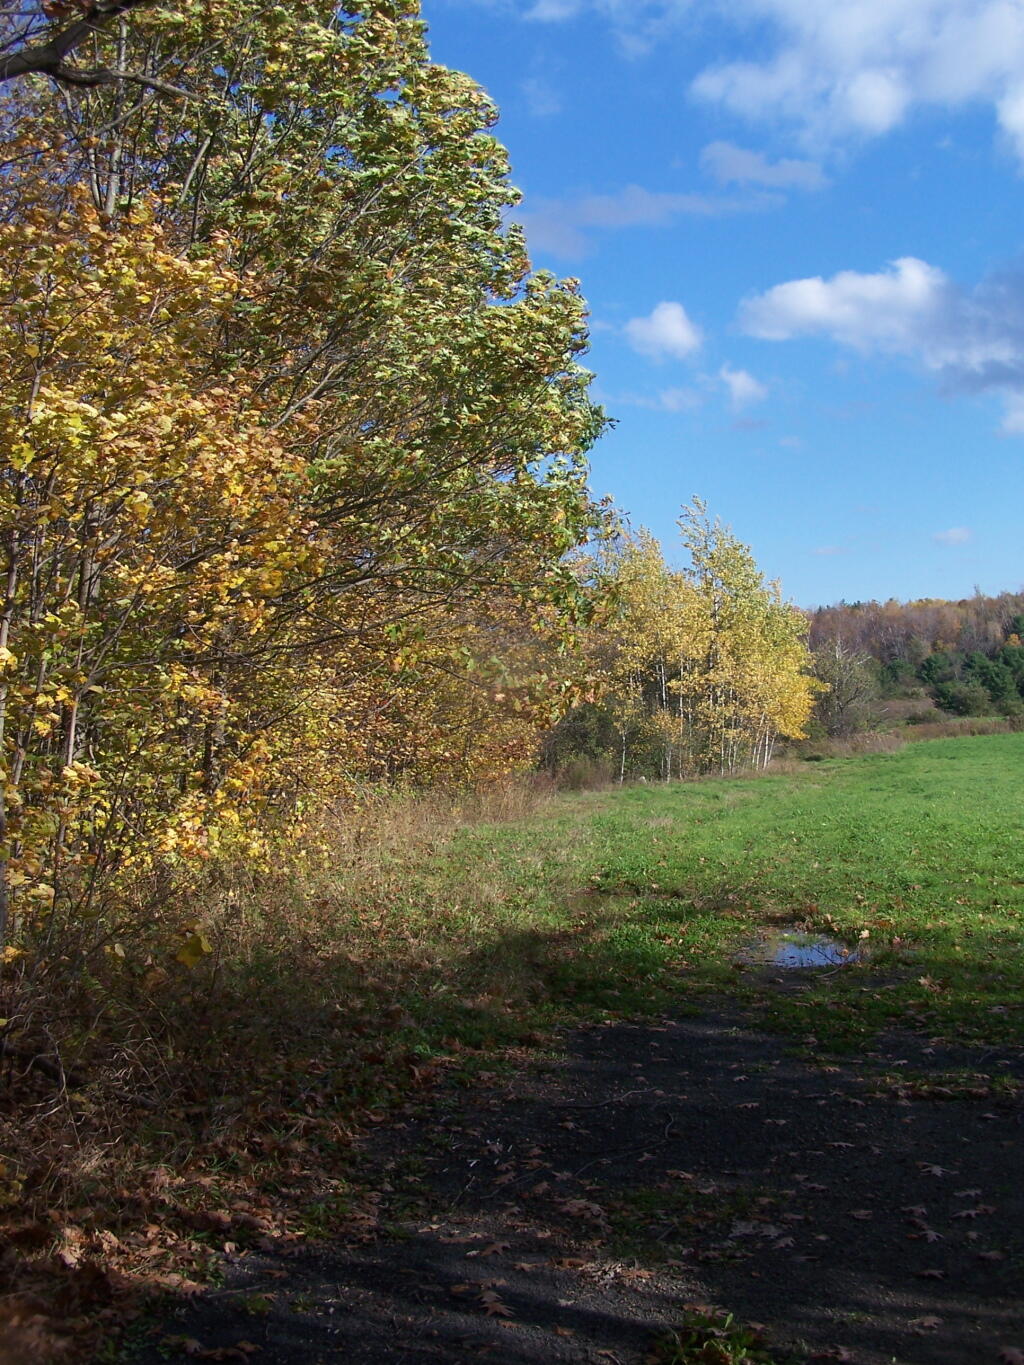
934, 681, 993, 716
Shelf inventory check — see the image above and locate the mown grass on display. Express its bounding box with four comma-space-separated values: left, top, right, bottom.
418, 731, 1024, 1050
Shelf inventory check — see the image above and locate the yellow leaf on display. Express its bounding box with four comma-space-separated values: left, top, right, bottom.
175, 931, 213, 969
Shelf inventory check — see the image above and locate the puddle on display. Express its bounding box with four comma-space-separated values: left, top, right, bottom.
736, 930, 866, 969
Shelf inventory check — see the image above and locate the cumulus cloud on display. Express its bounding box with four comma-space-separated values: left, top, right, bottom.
516, 183, 772, 259
701, 140, 827, 190
740, 254, 1024, 432
500, 0, 1024, 162
625, 301, 703, 359
741, 257, 951, 348
692, 0, 1024, 157
719, 363, 768, 406
934, 526, 972, 544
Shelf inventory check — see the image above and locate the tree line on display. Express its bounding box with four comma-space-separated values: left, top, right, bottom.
0, 2, 818, 960
546, 504, 818, 782
807, 593, 1024, 732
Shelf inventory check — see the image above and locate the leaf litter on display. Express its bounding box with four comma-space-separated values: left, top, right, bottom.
102, 1000, 1024, 1363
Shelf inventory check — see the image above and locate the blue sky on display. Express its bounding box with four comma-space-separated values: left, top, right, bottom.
424, 0, 1024, 606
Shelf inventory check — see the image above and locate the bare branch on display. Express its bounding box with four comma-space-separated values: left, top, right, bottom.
0, 0, 156, 88
47, 61, 188, 97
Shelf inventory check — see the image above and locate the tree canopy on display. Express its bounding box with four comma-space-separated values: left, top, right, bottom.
0, 0, 609, 948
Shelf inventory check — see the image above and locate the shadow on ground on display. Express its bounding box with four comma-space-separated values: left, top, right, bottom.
129, 983, 1024, 1365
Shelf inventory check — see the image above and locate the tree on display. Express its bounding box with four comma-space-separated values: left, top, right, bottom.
553, 507, 818, 782
0, 0, 610, 950
676, 500, 819, 772
812, 641, 879, 737
0, 2, 158, 89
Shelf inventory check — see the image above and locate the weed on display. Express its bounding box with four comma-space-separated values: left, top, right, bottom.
650, 1306, 798, 1363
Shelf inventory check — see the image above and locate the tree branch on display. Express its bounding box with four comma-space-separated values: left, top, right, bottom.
0, 0, 156, 88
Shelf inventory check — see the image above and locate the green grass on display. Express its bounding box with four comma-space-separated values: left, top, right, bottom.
12, 734, 1024, 1353
414, 732, 1024, 1050
61, 731, 1022, 1209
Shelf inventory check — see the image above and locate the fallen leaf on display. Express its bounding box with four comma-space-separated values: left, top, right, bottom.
479, 1289, 514, 1318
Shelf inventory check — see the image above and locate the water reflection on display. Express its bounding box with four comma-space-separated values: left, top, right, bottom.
737, 931, 865, 969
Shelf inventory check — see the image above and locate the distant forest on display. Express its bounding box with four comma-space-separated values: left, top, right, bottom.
807, 591, 1024, 727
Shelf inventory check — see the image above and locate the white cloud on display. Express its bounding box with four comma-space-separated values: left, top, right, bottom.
691, 1, 1024, 158
516, 183, 773, 259
613, 386, 704, 411
1000, 392, 1024, 433
719, 363, 768, 406
741, 257, 950, 349
700, 141, 827, 190
499, 1, 1024, 163
656, 386, 703, 411
625, 301, 703, 359
574, 184, 725, 226
934, 526, 972, 544
740, 254, 1024, 432
526, 0, 583, 19
600, 384, 704, 409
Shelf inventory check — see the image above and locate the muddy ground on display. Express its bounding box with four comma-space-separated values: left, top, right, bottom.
129, 980, 1024, 1365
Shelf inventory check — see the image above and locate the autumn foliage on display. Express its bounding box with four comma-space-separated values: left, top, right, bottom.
0, 0, 822, 970
0, 7, 829, 1354
0, 1, 612, 952
549, 505, 819, 782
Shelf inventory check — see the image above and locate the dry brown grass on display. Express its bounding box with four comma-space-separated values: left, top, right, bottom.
792, 713, 1020, 762
0, 772, 566, 1360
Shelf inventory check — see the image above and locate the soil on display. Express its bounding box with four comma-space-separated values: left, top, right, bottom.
128, 979, 1024, 1365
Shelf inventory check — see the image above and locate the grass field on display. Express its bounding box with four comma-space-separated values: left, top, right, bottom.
47, 730, 1024, 1166
11, 732, 1024, 1359
379, 730, 1024, 1055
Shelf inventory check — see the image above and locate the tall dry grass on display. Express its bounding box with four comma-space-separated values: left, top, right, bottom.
793, 713, 1021, 761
